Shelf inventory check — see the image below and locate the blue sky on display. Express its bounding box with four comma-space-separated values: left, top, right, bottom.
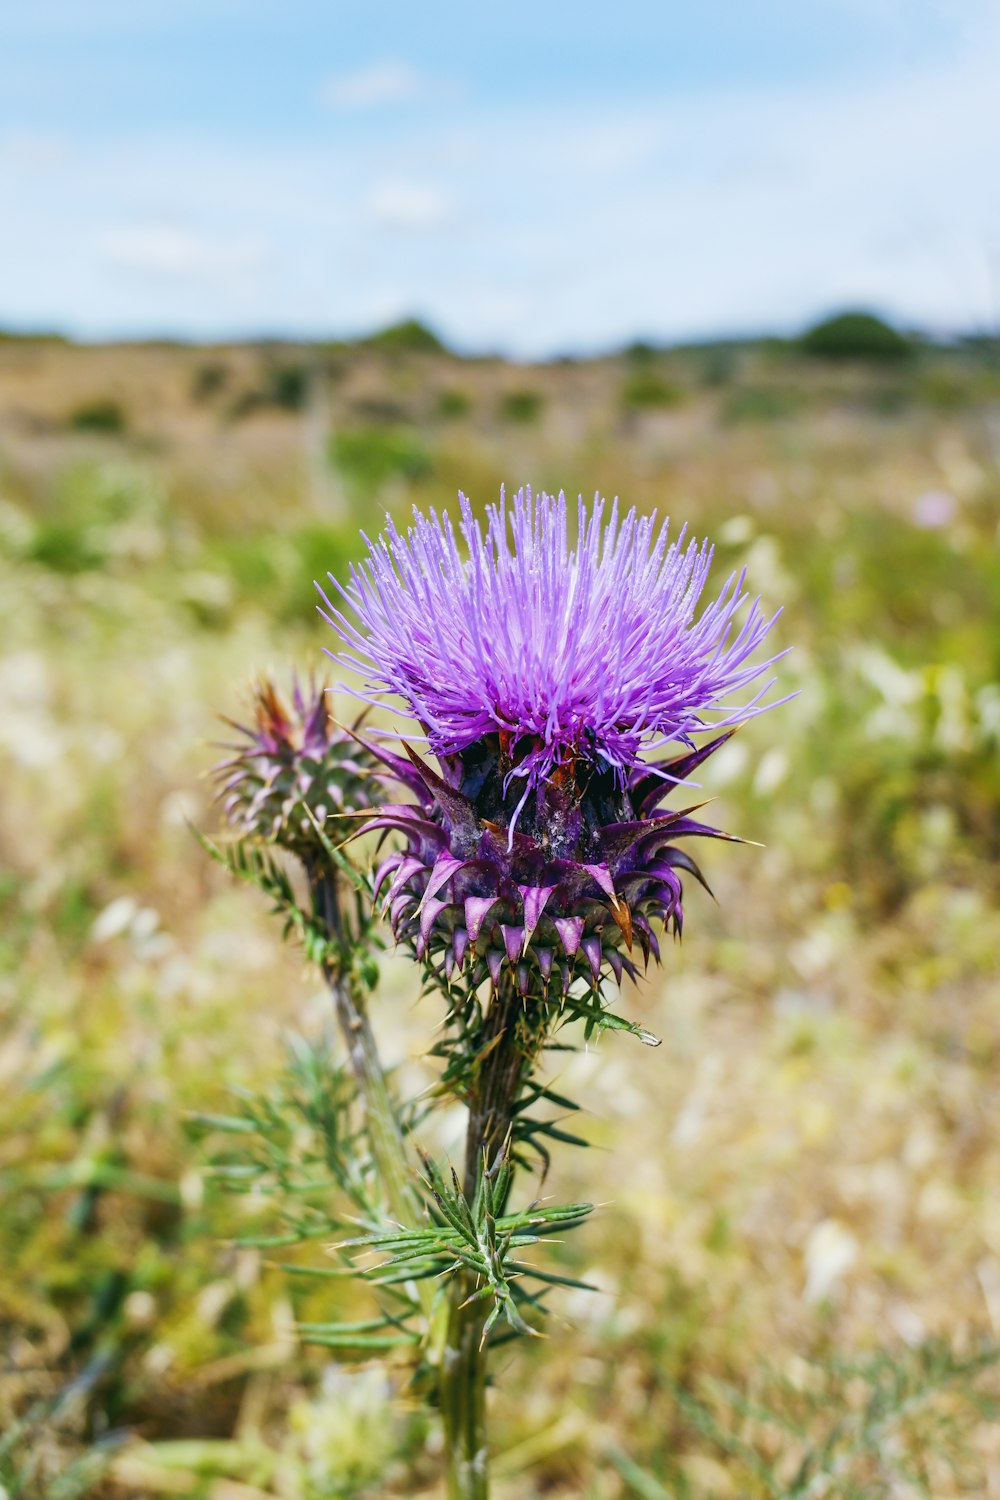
2, 1, 998, 354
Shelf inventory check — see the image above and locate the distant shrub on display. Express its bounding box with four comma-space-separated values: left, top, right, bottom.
178, 569, 234, 627
0, 499, 35, 560
367, 319, 445, 354
191, 362, 229, 402
226, 362, 311, 419
801, 311, 912, 362
499, 389, 543, 424
621, 1339, 1000, 1500
722, 386, 802, 424
622, 339, 658, 364
68, 399, 126, 434
437, 387, 472, 419
621, 370, 684, 410
330, 425, 433, 494
268, 363, 309, 411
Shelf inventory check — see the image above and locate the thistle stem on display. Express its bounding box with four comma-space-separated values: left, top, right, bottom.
311, 868, 422, 1236
441, 1293, 490, 1500
441, 975, 535, 1499
324, 961, 422, 1231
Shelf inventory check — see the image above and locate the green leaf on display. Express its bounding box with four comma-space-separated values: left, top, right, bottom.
334, 1150, 594, 1343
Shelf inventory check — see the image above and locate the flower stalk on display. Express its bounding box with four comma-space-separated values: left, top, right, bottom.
309, 861, 421, 1234
441, 1289, 490, 1500
440, 970, 549, 1498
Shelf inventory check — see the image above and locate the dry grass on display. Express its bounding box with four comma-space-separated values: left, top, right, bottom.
2, 332, 1000, 1496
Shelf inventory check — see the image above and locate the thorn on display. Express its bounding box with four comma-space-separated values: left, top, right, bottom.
607, 895, 633, 950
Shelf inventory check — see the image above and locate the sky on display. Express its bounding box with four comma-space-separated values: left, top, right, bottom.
1, 0, 999, 356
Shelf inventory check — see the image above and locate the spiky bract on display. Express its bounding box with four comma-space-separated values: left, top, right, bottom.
366, 730, 738, 998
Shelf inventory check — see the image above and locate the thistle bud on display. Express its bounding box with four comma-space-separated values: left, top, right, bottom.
214, 674, 379, 856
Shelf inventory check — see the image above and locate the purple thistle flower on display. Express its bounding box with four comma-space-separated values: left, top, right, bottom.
320, 488, 780, 799
318, 488, 785, 998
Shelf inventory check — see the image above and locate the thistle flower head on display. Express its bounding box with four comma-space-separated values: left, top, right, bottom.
319, 489, 784, 998
214, 674, 378, 854
321, 487, 780, 800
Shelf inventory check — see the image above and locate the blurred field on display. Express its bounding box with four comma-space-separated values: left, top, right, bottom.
2, 325, 1000, 1497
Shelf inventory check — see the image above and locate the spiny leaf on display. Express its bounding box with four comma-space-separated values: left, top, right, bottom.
333, 1151, 594, 1343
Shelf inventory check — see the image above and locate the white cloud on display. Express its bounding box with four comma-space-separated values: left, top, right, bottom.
367, 180, 451, 231
322, 59, 427, 111
97, 224, 267, 283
